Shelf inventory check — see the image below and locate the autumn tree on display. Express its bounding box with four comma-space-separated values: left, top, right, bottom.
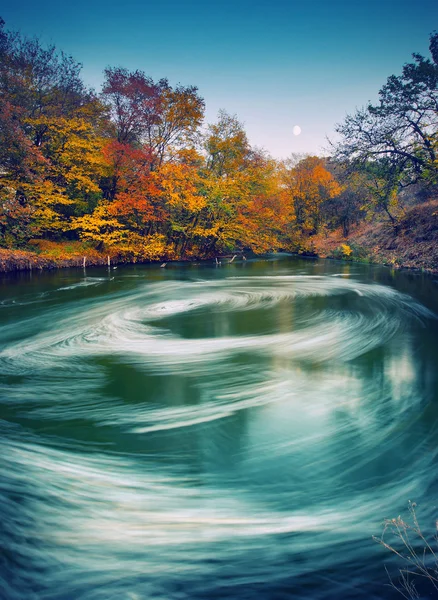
322, 162, 370, 236
191, 111, 253, 253
0, 19, 109, 244
234, 152, 293, 252
101, 67, 204, 170
281, 156, 341, 235
0, 18, 347, 260
205, 110, 251, 177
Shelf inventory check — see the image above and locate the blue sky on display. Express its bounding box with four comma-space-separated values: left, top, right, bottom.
2, 0, 437, 157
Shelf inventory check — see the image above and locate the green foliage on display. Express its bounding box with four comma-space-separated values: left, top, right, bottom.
333, 32, 438, 214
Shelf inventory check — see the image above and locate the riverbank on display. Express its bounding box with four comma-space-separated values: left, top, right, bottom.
0, 244, 225, 273
0, 247, 119, 272
1, 201, 437, 274
311, 200, 438, 274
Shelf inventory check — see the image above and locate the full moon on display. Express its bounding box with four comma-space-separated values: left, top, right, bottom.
293, 125, 302, 136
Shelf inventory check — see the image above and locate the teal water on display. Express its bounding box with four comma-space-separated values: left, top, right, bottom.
1, 255, 438, 599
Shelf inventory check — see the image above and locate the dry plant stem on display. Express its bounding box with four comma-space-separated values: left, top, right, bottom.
374, 502, 438, 599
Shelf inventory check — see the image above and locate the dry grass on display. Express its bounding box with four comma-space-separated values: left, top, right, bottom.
0, 242, 125, 272
374, 502, 438, 599
312, 201, 438, 273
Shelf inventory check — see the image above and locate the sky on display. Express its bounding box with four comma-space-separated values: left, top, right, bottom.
2, 0, 437, 158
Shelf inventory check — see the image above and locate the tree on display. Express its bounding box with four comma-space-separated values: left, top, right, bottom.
190, 111, 255, 254
0, 19, 108, 243
205, 110, 250, 177
322, 163, 367, 236
101, 68, 161, 146
101, 141, 161, 229
281, 156, 341, 234
102, 67, 204, 169
333, 33, 438, 190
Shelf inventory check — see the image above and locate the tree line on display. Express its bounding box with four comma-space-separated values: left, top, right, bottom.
0, 18, 436, 261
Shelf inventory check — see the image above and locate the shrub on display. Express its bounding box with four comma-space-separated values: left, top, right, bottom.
330, 243, 370, 262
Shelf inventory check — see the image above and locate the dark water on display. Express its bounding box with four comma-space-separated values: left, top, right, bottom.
1, 255, 438, 600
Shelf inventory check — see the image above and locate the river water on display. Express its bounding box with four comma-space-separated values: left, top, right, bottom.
1, 255, 438, 600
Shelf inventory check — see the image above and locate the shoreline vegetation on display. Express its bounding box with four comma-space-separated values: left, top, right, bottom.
1, 20, 437, 277
1, 199, 437, 275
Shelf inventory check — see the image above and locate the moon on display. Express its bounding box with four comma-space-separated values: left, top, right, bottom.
293, 125, 302, 136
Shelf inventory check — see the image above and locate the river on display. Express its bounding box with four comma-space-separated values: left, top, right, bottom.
1, 255, 438, 600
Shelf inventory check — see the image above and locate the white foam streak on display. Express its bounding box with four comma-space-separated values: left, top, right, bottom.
1, 271, 436, 599
0, 276, 431, 376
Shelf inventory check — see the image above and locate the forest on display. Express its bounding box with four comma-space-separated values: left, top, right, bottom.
0, 18, 437, 269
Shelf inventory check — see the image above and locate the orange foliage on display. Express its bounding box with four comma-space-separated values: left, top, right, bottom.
281, 156, 341, 234
0, 19, 344, 260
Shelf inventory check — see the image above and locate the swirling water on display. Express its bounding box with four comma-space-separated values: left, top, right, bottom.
1, 255, 438, 600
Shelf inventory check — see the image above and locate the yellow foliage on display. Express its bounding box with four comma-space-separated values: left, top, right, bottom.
72, 203, 128, 246
26, 116, 109, 193
157, 163, 206, 212
117, 233, 168, 260
280, 156, 341, 234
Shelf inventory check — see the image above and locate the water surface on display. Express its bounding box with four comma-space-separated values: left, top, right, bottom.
1, 255, 438, 599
